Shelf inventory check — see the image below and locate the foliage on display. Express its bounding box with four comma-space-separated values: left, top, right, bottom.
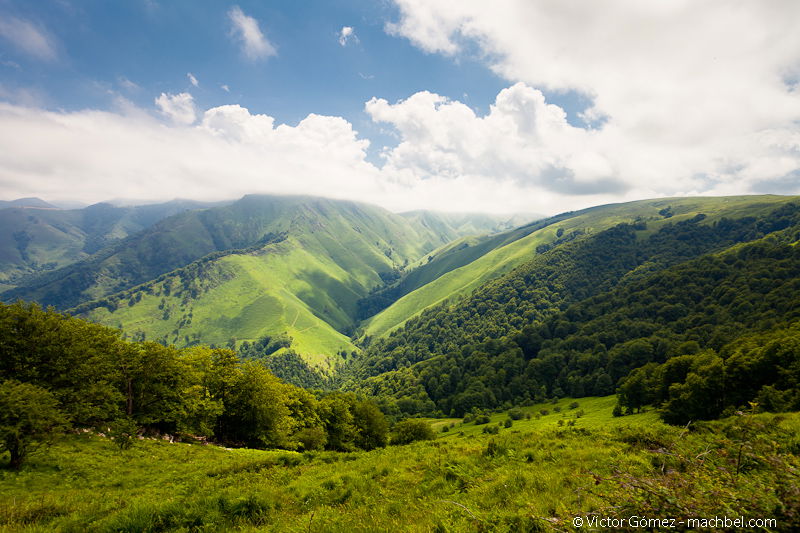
0, 301, 387, 454
0, 380, 67, 469
390, 419, 435, 445
347, 203, 800, 419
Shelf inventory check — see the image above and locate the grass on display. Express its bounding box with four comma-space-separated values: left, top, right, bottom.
364, 195, 800, 338
2, 399, 797, 531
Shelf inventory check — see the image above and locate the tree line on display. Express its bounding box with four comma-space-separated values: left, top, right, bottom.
0, 301, 393, 469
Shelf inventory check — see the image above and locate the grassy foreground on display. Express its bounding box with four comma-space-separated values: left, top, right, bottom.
1, 398, 798, 532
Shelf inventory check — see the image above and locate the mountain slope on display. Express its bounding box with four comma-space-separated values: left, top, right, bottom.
0, 199, 222, 291
361, 195, 798, 339
346, 198, 800, 415
55, 195, 506, 369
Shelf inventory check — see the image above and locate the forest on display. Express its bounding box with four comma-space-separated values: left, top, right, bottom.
0, 301, 401, 470
347, 204, 800, 421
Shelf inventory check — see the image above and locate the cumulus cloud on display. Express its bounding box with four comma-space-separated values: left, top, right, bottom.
155, 92, 196, 125
386, 0, 800, 201
0, 16, 57, 61
338, 26, 358, 47
187, 72, 199, 87
228, 6, 277, 61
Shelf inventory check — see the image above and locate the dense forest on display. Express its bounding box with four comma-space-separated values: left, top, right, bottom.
346, 204, 800, 420
0, 302, 393, 469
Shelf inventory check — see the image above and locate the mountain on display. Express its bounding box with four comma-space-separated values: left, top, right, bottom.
2, 194, 512, 371
0, 199, 224, 291
0, 197, 57, 209
359, 195, 798, 340
346, 196, 800, 416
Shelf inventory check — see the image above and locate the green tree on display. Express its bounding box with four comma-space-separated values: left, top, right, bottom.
0, 380, 68, 469
352, 399, 388, 450
390, 419, 435, 445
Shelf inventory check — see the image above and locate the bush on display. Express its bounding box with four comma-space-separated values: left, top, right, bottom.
109, 417, 138, 451
473, 415, 491, 425
612, 404, 624, 417
569, 401, 580, 410
508, 408, 524, 420
553, 406, 562, 413
390, 419, 435, 445
539, 409, 550, 416
503, 418, 512, 428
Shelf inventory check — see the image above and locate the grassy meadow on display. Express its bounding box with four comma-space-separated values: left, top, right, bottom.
2, 397, 797, 532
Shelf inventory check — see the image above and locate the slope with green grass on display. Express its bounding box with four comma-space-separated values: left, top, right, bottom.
363, 195, 799, 339
3, 194, 504, 311
2, 406, 797, 531
71, 196, 511, 368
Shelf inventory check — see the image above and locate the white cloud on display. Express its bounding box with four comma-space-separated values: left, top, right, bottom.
385, 0, 800, 203
187, 72, 199, 87
338, 26, 358, 47
228, 6, 277, 61
1, 84, 798, 216
155, 92, 196, 126
0, 16, 57, 61
221, 84, 230, 92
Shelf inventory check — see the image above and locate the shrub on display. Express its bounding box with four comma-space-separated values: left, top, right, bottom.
569, 401, 580, 410
390, 419, 435, 445
508, 408, 524, 420
539, 409, 550, 416
473, 415, 491, 425
503, 418, 513, 428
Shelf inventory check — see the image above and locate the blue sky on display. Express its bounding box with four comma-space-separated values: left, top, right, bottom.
1, 1, 799, 214
0, 0, 517, 161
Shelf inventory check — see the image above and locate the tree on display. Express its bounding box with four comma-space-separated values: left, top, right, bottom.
390, 419, 435, 445
352, 399, 388, 450
0, 380, 68, 470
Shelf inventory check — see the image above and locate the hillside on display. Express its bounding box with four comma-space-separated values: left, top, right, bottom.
2, 406, 796, 531
348, 199, 800, 416
360, 195, 800, 339
0, 199, 222, 291
42, 196, 508, 369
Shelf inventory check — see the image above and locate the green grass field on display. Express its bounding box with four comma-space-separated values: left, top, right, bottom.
2, 398, 797, 532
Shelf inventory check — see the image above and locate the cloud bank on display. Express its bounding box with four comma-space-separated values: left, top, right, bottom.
1, 1, 799, 214
385, 0, 800, 201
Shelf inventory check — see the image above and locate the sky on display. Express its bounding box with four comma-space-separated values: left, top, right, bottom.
0, 0, 799, 215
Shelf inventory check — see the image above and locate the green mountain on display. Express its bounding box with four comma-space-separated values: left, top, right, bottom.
0, 199, 223, 291
4, 195, 510, 371
360, 195, 797, 340
348, 197, 800, 416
